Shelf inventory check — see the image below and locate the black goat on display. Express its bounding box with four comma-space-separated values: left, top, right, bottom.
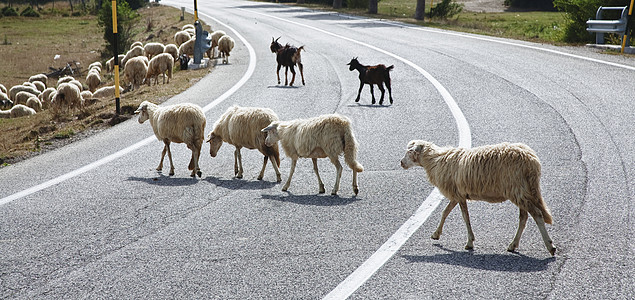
270, 37, 305, 86
347, 57, 394, 105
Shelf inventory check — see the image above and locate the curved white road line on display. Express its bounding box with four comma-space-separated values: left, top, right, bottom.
233, 6, 471, 300
0, 13, 256, 207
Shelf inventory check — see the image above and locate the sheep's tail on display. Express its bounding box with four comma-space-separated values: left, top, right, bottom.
537, 193, 553, 224
343, 127, 363, 173
529, 168, 553, 224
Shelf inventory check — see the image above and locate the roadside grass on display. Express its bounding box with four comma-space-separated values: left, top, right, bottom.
0, 3, 212, 166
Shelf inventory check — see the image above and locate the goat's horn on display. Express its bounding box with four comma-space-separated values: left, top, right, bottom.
275, 36, 281, 42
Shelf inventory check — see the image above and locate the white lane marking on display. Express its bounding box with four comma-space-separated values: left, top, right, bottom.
0, 12, 256, 207
236, 6, 471, 299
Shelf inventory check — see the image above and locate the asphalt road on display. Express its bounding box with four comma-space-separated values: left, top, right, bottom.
1, 0, 634, 298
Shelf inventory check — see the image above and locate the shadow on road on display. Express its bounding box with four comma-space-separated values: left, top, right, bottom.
203, 176, 279, 190
126, 174, 199, 186
260, 192, 361, 206
401, 244, 555, 272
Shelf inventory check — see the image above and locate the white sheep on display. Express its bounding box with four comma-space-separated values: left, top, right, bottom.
400, 140, 556, 256
0, 104, 36, 118
88, 61, 102, 71
181, 24, 195, 31
146, 53, 173, 85
174, 31, 191, 47
9, 85, 40, 101
0, 83, 7, 94
86, 69, 101, 92
14, 91, 38, 105
121, 45, 145, 66
0, 91, 9, 101
178, 38, 195, 57
164, 43, 179, 62
32, 81, 46, 93
92, 85, 124, 99
80, 90, 93, 100
131, 41, 144, 49
39, 87, 56, 109
144, 42, 165, 59
28, 73, 48, 86
261, 114, 364, 195
135, 101, 206, 177
208, 105, 281, 182
52, 82, 83, 113
124, 56, 149, 91
217, 35, 235, 64
209, 30, 226, 58
105, 54, 125, 73
56, 76, 74, 87
26, 96, 42, 112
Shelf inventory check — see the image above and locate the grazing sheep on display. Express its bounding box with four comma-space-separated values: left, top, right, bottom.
68, 79, 83, 92
85, 70, 101, 92
9, 85, 40, 101
14, 91, 38, 105
26, 96, 42, 112
0, 99, 13, 110
261, 114, 363, 195
135, 101, 206, 177
400, 140, 556, 256
270, 37, 305, 86
88, 61, 102, 71
184, 28, 195, 36
146, 53, 174, 85
32, 81, 46, 93
80, 90, 93, 100
28, 73, 48, 86
131, 41, 144, 49
105, 54, 125, 73
174, 30, 191, 47
0, 83, 7, 94
178, 38, 195, 57
0, 104, 36, 118
164, 43, 179, 62
124, 56, 149, 91
0, 91, 8, 101
144, 42, 166, 59
182, 24, 195, 31
92, 85, 124, 99
52, 82, 83, 113
56, 76, 75, 87
121, 45, 145, 67
217, 35, 235, 64
39, 87, 56, 109
209, 30, 226, 58
208, 105, 281, 182
347, 57, 394, 105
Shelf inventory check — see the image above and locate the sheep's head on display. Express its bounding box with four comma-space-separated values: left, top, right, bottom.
400, 140, 426, 169
261, 122, 280, 147
207, 132, 223, 157
347, 57, 359, 71
134, 101, 150, 124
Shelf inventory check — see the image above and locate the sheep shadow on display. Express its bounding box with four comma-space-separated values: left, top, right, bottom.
401, 244, 555, 273
267, 85, 301, 89
126, 174, 199, 186
261, 193, 361, 206
203, 176, 278, 191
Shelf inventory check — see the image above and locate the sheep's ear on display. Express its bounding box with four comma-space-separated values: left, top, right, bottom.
261, 123, 277, 133
134, 103, 146, 114
407, 141, 423, 153
206, 132, 215, 142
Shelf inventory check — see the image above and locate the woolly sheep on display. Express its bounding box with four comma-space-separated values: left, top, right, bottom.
32, 81, 46, 92
124, 56, 149, 91
131, 41, 144, 49
184, 28, 195, 36
261, 114, 364, 195
0, 91, 9, 101
92, 85, 124, 99
57, 76, 75, 86
80, 90, 93, 100
174, 31, 191, 47
26, 96, 42, 112
164, 43, 179, 62
144, 42, 165, 59
69, 79, 83, 92
135, 101, 206, 177
0, 99, 12, 110
208, 105, 281, 182
15, 91, 38, 105
86, 69, 101, 92
217, 35, 235, 64
0, 83, 7, 94
400, 140, 556, 256
28, 73, 48, 86
9, 85, 40, 101
121, 45, 145, 66
209, 30, 226, 58
88, 61, 102, 71
0, 104, 36, 118
52, 82, 83, 113
181, 24, 195, 31
105, 54, 125, 73
39, 87, 56, 109
178, 38, 195, 57
146, 53, 173, 85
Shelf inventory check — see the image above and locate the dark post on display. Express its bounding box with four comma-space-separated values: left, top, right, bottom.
111, 0, 121, 115
414, 0, 425, 21
369, 0, 378, 14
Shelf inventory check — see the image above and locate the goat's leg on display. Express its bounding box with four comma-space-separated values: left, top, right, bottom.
282, 159, 297, 192
258, 155, 268, 180
164, 140, 175, 176
277, 64, 282, 84
369, 84, 376, 104
329, 157, 343, 196
289, 66, 296, 86
284, 66, 289, 86
298, 62, 305, 85
528, 209, 556, 256
386, 77, 394, 104
432, 200, 458, 240
378, 83, 386, 105
312, 158, 326, 194
270, 154, 282, 182
234, 147, 243, 179
508, 208, 528, 252
355, 82, 364, 102
458, 201, 475, 250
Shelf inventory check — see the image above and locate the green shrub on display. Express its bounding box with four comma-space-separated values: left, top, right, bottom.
98, 0, 140, 58
347, 0, 366, 9
1, 6, 19, 16
554, 0, 634, 43
20, 6, 40, 17
430, 0, 464, 19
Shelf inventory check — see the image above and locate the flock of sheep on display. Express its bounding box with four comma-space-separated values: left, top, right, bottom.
0, 23, 235, 119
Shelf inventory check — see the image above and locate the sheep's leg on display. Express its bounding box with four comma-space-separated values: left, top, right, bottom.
352, 170, 359, 195
378, 83, 386, 105
312, 158, 326, 194
270, 154, 282, 183
508, 208, 528, 252
432, 200, 458, 240
458, 201, 475, 250
164, 140, 175, 176
369, 84, 376, 104
355, 81, 364, 102
234, 147, 243, 179
282, 159, 297, 192
258, 156, 268, 180
529, 210, 556, 256
329, 157, 343, 195
289, 66, 296, 86
157, 145, 167, 172
276, 64, 282, 84
298, 62, 305, 85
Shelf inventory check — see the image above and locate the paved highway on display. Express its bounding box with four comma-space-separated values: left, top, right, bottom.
1, 0, 634, 298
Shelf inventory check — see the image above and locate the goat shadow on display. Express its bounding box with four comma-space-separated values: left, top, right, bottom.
203, 176, 278, 191
126, 174, 199, 187
267, 85, 301, 89
261, 192, 361, 207
402, 244, 555, 273
348, 102, 394, 108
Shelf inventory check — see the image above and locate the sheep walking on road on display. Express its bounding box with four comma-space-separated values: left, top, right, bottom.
135, 101, 206, 178
208, 105, 281, 182
217, 35, 235, 64
400, 140, 556, 256
262, 114, 363, 195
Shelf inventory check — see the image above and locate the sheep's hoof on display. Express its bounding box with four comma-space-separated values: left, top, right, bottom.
465, 245, 474, 250
549, 247, 557, 256
353, 188, 359, 195
257, 175, 263, 180
331, 191, 337, 196
236, 174, 243, 179
276, 176, 282, 183
431, 232, 440, 240
169, 172, 175, 176
318, 184, 325, 194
